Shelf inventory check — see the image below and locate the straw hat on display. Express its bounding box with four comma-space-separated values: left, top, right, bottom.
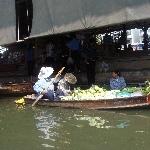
64, 73, 77, 84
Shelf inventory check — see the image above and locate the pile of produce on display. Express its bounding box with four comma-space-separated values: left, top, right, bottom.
141, 81, 150, 95
60, 82, 150, 101
62, 85, 112, 101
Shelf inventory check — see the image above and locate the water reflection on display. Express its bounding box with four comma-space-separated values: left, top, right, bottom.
74, 115, 111, 128
1, 98, 150, 150
34, 109, 71, 149
35, 110, 60, 140
34, 108, 133, 149
73, 114, 130, 129
33, 108, 150, 150
116, 120, 130, 128
34, 109, 59, 149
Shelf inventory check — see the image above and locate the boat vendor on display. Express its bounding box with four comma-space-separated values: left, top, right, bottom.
110, 70, 126, 90
33, 66, 77, 100
55, 73, 77, 99
33, 67, 55, 100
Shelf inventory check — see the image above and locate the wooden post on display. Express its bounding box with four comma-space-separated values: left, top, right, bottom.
123, 25, 127, 51
142, 26, 148, 51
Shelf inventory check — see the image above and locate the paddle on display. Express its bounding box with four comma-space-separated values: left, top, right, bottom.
32, 67, 65, 107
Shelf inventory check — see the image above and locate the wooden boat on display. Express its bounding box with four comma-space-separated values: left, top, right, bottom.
24, 94, 150, 110
0, 82, 34, 96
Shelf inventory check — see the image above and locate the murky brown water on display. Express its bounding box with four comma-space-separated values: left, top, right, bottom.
0, 97, 150, 150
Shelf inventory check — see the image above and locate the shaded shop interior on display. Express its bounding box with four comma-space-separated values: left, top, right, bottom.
1, 0, 150, 85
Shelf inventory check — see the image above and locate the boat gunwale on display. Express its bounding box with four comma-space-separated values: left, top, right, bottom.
24, 95, 148, 103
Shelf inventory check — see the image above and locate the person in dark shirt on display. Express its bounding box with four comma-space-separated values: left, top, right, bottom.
26, 44, 34, 76
55, 73, 77, 99
127, 44, 133, 52
84, 38, 97, 86
66, 35, 81, 72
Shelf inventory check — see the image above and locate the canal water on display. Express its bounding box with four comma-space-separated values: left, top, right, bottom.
0, 97, 150, 150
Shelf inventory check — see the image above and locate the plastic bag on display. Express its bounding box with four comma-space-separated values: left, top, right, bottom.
67, 56, 74, 65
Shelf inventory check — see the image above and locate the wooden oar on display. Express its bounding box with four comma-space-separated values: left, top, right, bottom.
32, 67, 65, 107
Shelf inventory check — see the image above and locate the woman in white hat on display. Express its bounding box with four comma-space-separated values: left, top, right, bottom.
33, 67, 55, 100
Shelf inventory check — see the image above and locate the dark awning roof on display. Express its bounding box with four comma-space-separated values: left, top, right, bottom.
30, 0, 150, 38
0, 1, 16, 45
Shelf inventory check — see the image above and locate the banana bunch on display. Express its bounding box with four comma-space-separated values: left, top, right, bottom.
60, 83, 150, 101
15, 98, 25, 105
61, 85, 113, 101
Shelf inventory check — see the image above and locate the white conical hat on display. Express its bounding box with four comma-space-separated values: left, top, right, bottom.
38, 67, 54, 79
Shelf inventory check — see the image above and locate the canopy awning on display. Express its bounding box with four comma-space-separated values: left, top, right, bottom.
0, 0, 16, 45
30, 0, 150, 38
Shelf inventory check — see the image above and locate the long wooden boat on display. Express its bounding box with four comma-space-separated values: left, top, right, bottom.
24, 94, 150, 110
0, 82, 34, 96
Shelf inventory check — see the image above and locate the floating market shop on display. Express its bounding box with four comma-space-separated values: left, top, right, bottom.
1, 0, 150, 86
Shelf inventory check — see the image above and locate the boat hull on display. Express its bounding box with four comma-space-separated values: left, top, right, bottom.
0, 83, 34, 96
24, 95, 150, 110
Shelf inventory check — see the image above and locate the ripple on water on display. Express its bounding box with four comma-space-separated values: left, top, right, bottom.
32, 108, 150, 150
73, 113, 130, 129
35, 110, 60, 141
42, 143, 55, 148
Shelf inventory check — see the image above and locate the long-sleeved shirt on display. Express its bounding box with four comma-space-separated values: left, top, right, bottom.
55, 79, 70, 97
33, 78, 54, 100
110, 76, 126, 90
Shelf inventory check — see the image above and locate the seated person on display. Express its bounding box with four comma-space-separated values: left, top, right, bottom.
110, 70, 126, 90
33, 67, 54, 100
55, 73, 77, 99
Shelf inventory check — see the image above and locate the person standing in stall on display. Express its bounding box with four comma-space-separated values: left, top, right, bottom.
26, 43, 34, 77
66, 34, 81, 73
84, 38, 97, 86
